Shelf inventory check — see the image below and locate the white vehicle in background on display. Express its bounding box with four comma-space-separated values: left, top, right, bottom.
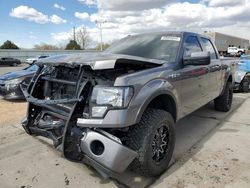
25, 55, 49, 64
227, 47, 245, 56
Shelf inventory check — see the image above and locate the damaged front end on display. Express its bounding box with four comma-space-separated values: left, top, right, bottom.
21, 55, 159, 175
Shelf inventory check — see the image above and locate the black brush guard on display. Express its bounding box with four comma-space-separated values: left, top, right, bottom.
21, 66, 91, 147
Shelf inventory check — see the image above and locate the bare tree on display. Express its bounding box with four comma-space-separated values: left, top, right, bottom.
75, 26, 90, 50
33, 43, 62, 50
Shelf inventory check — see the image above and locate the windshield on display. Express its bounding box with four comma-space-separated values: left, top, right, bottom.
25, 64, 39, 71
105, 34, 181, 62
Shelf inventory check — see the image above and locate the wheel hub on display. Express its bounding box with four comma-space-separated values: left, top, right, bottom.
152, 125, 169, 163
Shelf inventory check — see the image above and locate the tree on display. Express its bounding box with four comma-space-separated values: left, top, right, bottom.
95, 43, 110, 51
0, 40, 19, 49
34, 43, 62, 50
65, 40, 81, 50
75, 26, 90, 50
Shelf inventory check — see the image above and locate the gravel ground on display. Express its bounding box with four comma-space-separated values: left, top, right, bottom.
0, 100, 27, 127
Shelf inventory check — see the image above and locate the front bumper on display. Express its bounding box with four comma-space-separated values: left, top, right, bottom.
0, 83, 25, 100
80, 129, 137, 173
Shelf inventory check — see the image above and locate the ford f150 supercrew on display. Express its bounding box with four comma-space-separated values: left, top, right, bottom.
21, 31, 235, 177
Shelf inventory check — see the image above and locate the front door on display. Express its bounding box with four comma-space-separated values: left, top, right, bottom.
176, 35, 209, 117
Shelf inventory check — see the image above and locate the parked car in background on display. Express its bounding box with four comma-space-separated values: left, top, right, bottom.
0, 57, 21, 66
227, 47, 245, 56
25, 55, 49, 64
234, 55, 250, 92
0, 63, 38, 99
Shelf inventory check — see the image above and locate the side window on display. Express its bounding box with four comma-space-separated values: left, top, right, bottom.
201, 38, 217, 59
183, 36, 202, 57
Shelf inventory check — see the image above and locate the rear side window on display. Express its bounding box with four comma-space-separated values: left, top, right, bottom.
201, 38, 217, 59
183, 36, 202, 57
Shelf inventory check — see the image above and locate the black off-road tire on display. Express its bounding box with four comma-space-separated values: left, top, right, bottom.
125, 108, 175, 177
214, 81, 233, 112
12, 62, 17, 66
241, 80, 249, 92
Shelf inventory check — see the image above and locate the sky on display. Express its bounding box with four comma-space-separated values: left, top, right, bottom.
0, 0, 250, 49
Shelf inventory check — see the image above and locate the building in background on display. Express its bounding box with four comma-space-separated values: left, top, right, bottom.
203, 31, 250, 55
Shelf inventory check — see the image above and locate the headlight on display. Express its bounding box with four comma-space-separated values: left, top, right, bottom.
5, 77, 25, 85
91, 86, 133, 118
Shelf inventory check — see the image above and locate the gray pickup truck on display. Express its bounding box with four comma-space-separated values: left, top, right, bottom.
21, 31, 235, 177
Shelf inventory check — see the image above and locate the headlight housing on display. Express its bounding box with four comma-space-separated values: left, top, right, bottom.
4, 77, 25, 91
91, 86, 133, 118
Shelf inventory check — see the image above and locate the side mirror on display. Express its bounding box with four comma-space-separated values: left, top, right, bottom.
183, 52, 211, 66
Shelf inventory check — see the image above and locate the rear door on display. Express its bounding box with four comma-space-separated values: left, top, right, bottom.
200, 37, 222, 99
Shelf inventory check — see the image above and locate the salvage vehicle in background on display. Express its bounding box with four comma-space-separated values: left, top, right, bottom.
234, 55, 250, 92
0, 64, 38, 99
21, 31, 235, 177
25, 55, 49, 64
0, 57, 21, 66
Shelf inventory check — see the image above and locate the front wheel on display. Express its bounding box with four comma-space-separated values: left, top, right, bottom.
214, 81, 233, 112
125, 108, 175, 177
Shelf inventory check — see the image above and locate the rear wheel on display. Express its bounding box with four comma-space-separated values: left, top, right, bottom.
125, 108, 175, 177
12, 62, 17, 66
214, 81, 233, 112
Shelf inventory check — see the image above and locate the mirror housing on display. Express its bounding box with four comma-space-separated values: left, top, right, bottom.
183, 52, 211, 66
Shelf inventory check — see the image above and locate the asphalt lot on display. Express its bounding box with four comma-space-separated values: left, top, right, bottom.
0, 66, 250, 188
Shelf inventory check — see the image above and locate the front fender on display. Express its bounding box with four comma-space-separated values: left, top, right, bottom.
130, 79, 180, 123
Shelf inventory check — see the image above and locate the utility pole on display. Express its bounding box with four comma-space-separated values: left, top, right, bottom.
95, 20, 106, 51
73, 26, 76, 42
